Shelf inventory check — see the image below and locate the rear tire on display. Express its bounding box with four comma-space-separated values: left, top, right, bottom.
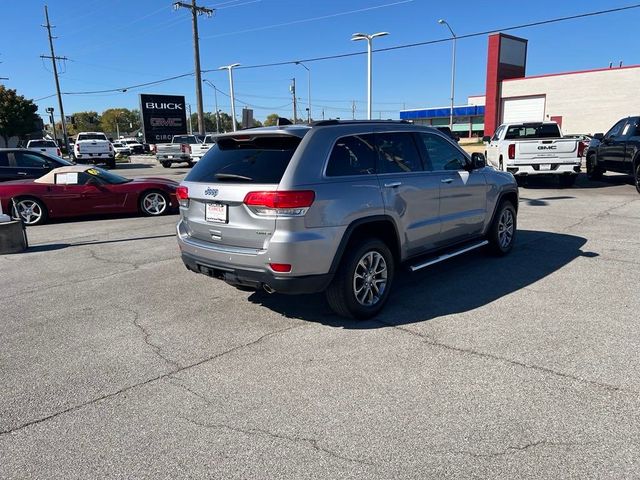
559, 175, 577, 187
586, 154, 603, 180
12, 197, 48, 226
161, 161, 171, 169
488, 201, 516, 256
635, 163, 640, 194
325, 239, 395, 319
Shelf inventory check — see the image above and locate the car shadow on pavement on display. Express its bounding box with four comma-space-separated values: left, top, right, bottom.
248, 230, 593, 329
26, 233, 177, 252
520, 173, 633, 190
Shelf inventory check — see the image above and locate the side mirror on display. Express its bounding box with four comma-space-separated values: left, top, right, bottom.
471, 152, 486, 169
593, 133, 604, 141
482, 135, 491, 142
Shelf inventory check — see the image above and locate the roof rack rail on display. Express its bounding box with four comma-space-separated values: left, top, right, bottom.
311, 119, 411, 127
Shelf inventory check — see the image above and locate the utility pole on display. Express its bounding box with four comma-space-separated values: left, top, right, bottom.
187, 104, 193, 134
41, 5, 69, 154
352, 101, 356, 120
290, 78, 297, 124
173, 1, 214, 135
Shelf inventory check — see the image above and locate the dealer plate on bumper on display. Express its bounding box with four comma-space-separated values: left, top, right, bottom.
539, 164, 552, 171
205, 203, 227, 223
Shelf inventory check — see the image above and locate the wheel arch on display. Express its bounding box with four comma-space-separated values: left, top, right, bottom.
485, 189, 518, 235
329, 216, 402, 274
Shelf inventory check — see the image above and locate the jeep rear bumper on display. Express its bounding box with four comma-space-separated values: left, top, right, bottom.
180, 251, 333, 294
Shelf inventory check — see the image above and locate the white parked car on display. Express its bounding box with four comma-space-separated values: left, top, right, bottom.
26, 139, 61, 158
484, 121, 583, 186
112, 142, 132, 156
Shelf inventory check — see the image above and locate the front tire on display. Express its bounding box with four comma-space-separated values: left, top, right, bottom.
488, 201, 516, 255
586, 154, 603, 180
161, 161, 171, 169
635, 163, 640, 194
139, 191, 169, 216
325, 239, 395, 319
12, 197, 48, 226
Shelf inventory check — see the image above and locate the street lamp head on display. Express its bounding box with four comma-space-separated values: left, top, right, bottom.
438, 19, 445, 24
351, 33, 367, 41
218, 63, 241, 71
371, 31, 389, 39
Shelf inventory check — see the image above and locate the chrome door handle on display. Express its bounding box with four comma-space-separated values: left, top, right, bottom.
384, 181, 402, 188
17, 172, 28, 176
441, 178, 454, 184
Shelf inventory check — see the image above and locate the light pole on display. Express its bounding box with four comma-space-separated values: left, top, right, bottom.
203, 80, 221, 133
438, 19, 457, 130
351, 31, 389, 120
219, 63, 240, 132
295, 61, 311, 123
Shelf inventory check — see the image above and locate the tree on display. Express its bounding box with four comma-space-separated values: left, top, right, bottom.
0, 86, 40, 146
68, 111, 101, 136
100, 108, 140, 137
264, 113, 280, 127
190, 112, 217, 133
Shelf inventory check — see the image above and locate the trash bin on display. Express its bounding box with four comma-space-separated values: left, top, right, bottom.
0, 220, 28, 254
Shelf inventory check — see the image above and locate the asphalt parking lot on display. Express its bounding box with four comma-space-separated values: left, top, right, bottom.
1, 156, 639, 479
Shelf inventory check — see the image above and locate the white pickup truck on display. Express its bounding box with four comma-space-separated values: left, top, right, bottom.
26, 139, 61, 158
73, 132, 115, 169
484, 122, 583, 186
155, 134, 212, 168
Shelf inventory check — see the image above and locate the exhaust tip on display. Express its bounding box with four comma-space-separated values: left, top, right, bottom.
263, 284, 276, 294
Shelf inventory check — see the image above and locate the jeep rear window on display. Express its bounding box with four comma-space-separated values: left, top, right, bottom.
173, 136, 200, 144
29, 140, 57, 148
504, 124, 561, 140
185, 135, 302, 184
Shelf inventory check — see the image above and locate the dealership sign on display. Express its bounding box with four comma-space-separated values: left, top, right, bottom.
139, 94, 187, 143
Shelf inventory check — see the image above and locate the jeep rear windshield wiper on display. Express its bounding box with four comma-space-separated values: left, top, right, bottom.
214, 173, 253, 181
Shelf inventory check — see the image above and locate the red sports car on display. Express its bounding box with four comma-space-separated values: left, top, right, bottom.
0, 165, 179, 225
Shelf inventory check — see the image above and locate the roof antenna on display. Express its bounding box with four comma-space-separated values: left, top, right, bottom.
619, 60, 623, 68
609, 62, 613, 68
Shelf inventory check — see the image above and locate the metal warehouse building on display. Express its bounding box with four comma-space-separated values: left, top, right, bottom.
401, 32, 640, 138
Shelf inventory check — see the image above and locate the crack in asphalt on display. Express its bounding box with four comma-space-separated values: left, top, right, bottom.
443, 439, 595, 458
376, 322, 631, 394
181, 416, 375, 467
0, 324, 303, 437
2, 256, 176, 302
120, 307, 182, 370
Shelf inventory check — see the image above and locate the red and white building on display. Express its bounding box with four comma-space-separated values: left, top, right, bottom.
401, 32, 640, 137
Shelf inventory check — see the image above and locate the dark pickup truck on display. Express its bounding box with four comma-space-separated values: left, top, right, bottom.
586, 116, 640, 193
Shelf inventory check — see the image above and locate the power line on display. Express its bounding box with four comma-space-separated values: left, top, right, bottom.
44, 4, 640, 97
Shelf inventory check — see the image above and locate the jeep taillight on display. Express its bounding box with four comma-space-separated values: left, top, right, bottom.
508, 143, 516, 160
176, 186, 189, 207
243, 190, 315, 217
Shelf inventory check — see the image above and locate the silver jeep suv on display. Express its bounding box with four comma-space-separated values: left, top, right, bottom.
176, 120, 518, 318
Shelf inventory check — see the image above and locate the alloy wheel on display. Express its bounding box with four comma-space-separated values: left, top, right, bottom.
142, 192, 167, 215
15, 199, 43, 225
498, 208, 515, 249
353, 251, 388, 307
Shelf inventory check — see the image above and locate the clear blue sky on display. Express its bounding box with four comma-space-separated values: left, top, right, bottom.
1, 0, 638, 123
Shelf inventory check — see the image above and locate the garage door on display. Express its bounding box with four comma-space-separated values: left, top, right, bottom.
501, 96, 545, 123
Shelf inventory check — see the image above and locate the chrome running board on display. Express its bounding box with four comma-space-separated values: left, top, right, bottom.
409, 240, 489, 272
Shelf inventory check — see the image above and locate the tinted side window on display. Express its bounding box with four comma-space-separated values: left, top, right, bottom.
0, 152, 9, 167
14, 152, 47, 168
376, 132, 423, 174
326, 134, 376, 176
605, 119, 626, 139
420, 133, 467, 171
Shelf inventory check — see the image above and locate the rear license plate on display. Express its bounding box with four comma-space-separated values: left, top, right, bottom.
205, 203, 227, 223
167, 155, 174, 159
539, 164, 551, 171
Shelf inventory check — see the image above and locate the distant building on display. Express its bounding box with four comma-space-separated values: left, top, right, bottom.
400, 32, 640, 138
